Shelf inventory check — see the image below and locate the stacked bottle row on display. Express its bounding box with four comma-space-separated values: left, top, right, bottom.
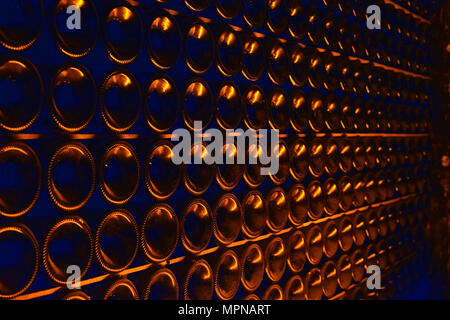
154, 0, 439, 74
0, 1, 437, 80
0, 193, 426, 299
0, 54, 431, 133
0, 136, 429, 217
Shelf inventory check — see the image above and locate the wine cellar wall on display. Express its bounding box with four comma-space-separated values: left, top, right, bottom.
0, 0, 448, 300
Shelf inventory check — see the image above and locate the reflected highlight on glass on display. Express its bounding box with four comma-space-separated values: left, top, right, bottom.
0, 143, 41, 218
48, 143, 95, 211
100, 142, 139, 205
0, 224, 39, 299
141, 204, 179, 263
51, 64, 96, 132
0, 57, 43, 131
